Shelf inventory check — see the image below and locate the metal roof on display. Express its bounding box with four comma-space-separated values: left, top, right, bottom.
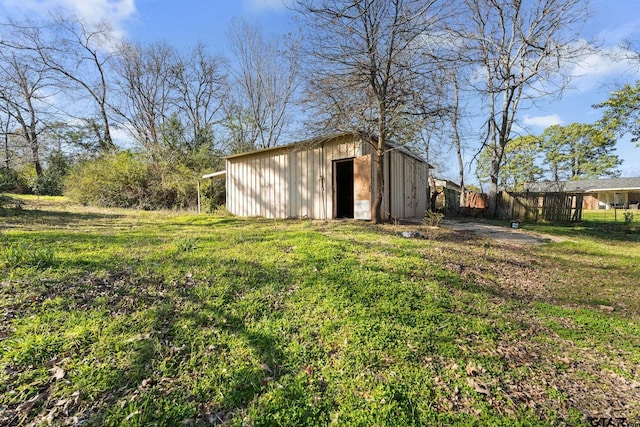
222, 131, 432, 166
525, 177, 640, 193
202, 170, 226, 179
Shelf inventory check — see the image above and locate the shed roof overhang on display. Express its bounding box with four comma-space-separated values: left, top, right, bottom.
223, 131, 433, 167
202, 170, 226, 179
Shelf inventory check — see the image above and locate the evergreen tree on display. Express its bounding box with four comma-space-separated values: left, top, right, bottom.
476, 135, 543, 191
539, 123, 621, 181
595, 81, 640, 146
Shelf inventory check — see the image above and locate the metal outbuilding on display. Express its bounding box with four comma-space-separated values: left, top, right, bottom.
208, 132, 431, 220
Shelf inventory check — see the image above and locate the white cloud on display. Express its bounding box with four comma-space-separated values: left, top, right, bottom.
523, 114, 564, 128
243, 0, 287, 12
569, 46, 640, 92
595, 19, 640, 49
110, 123, 137, 148
0, 0, 136, 37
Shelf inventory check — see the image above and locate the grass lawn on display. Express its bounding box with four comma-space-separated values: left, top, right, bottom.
581, 209, 640, 224
1, 195, 639, 426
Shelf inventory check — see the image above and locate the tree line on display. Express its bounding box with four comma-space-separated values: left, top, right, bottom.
476, 123, 621, 192
1, 1, 638, 220
0, 13, 298, 209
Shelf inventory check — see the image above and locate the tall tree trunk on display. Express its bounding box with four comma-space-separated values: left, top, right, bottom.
372, 138, 384, 224
452, 78, 465, 211
30, 137, 42, 177
3, 130, 10, 170
99, 103, 114, 151
487, 156, 499, 217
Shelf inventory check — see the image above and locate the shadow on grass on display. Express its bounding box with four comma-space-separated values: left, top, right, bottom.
93, 264, 291, 424
1, 259, 293, 425
323, 223, 639, 316
525, 221, 640, 242
0, 208, 126, 228
5, 215, 638, 425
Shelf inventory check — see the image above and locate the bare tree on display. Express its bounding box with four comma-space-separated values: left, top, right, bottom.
296, 0, 449, 223
43, 14, 117, 151
412, 67, 451, 211
446, 65, 473, 209
114, 41, 228, 162
113, 41, 176, 152
451, 75, 465, 203
169, 43, 227, 152
458, 0, 589, 217
0, 102, 14, 170
226, 19, 300, 150
1, 15, 117, 151
0, 48, 54, 179
222, 97, 259, 154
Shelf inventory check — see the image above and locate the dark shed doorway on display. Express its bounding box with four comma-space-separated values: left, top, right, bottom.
334, 159, 354, 218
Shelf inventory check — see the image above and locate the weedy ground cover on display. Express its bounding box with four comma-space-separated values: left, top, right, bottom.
1, 195, 639, 426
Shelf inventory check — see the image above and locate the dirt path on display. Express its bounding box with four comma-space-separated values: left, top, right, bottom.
441, 219, 565, 246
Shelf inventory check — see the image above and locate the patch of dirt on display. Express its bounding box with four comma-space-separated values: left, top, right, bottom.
441, 219, 565, 246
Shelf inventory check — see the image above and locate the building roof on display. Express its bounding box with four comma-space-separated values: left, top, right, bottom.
223, 131, 432, 166
525, 177, 640, 193
224, 133, 345, 160
202, 170, 226, 179
434, 178, 461, 191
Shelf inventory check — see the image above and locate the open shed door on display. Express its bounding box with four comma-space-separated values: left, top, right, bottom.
353, 154, 372, 220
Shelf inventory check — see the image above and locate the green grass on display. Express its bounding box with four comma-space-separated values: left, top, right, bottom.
582, 209, 640, 224
1, 196, 639, 426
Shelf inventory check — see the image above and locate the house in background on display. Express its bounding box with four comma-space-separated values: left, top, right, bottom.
433, 178, 461, 214
525, 177, 640, 210
205, 132, 431, 220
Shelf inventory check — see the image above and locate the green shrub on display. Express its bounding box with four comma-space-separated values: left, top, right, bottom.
0, 167, 29, 194
64, 150, 207, 210
200, 177, 226, 213
423, 210, 444, 227
624, 210, 634, 225
146, 160, 198, 210
31, 150, 71, 196
65, 150, 151, 209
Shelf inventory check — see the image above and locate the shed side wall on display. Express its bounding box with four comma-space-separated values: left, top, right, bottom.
227, 134, 364, 219
362, 144, 429, 220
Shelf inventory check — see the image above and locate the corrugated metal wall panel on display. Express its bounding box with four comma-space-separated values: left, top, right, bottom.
391, 151, 404, 219
226, 160, 233, 215
310, 145, 319, 218
404, 157, 415, 218
382, 152, 389, 220
225, 134, 429, 220
416, 161, 428, 216
301, 149, 309, 218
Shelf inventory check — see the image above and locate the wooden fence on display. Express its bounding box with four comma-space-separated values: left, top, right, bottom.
497, 191, 583, 223
458, 191, 487, 216
436, 187, 462, 215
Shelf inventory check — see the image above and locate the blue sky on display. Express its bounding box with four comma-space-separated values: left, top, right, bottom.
1, 0, 639, 178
